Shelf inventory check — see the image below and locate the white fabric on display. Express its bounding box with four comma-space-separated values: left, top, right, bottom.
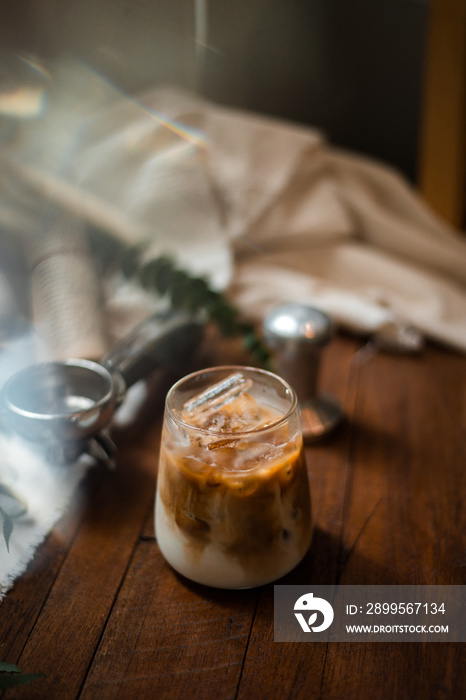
0, 332, 90, 597
0, 433, 90, 599
147, 87, 466, 352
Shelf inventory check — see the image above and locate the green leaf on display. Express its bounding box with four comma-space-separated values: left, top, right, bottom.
0, 672, 46, 689
252, 346, 271, 366
243, 330, 261, 351
0, 662, 20, 673
121, 244, 144, 278
1, 508, 14, 552
140, 258, 162, 290
185, 277, 210, 310
168, 270, 192, 309
153, 257, 175, 294
86, 225, 126, 274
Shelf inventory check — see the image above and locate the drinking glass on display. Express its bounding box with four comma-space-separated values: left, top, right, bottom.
155, 366, 312, 588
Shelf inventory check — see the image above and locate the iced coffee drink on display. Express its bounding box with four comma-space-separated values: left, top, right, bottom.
155, 366, 312, 588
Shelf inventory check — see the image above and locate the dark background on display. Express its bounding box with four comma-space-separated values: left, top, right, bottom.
0, 0, 430, 182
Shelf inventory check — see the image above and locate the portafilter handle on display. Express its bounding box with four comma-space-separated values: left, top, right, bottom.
102, 309, 204, 395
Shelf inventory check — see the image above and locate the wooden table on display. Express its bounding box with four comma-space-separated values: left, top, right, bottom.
0, 334, 465, 699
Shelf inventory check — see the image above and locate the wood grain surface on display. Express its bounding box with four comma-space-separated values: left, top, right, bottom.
0, 335, 465, 699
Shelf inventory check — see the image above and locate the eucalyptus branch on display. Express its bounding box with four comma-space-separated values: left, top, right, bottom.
0, 484, 28, 552
120, 245, 271, 367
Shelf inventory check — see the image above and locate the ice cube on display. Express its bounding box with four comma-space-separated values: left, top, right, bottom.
183, 372, 253, 415
180, 372, 280, 439
182, 372, 257, 432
